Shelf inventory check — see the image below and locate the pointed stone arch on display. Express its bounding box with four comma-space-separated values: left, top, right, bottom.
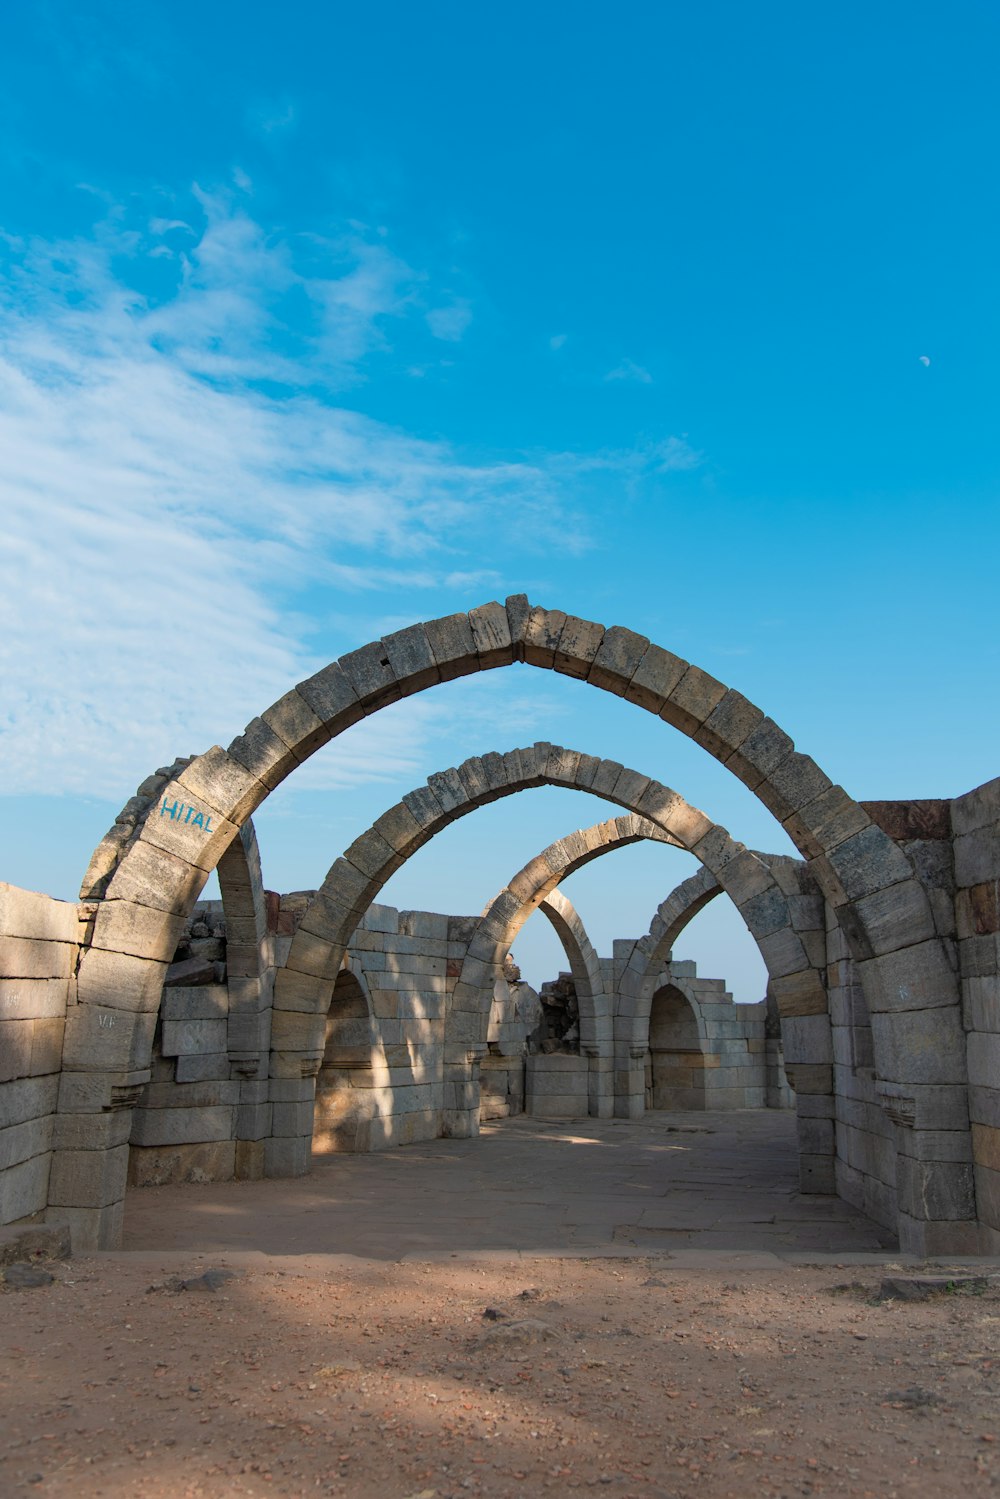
64, 597, 970, 1253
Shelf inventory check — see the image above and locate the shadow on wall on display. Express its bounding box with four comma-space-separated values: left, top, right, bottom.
313, 970, 375, 1155
646, 984, 705, 1111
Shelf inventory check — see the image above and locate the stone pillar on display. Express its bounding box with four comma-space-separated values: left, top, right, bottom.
584, 1046, 613, 1118
53, 992, 160, 1250
440, 1046, 483, 1137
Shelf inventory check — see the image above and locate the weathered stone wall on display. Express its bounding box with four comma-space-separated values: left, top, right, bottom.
951, 777, 1000, 1251
826, 908, 897, 1230
122, 898, 482, 1185
0, 886, 78, 1225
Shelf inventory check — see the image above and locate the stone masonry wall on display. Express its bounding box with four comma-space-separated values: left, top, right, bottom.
0, 886, 79, 1225
123, 899, 482, 1187
951, 777, 1000, 1251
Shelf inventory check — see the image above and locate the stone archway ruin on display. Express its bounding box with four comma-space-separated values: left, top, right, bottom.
43, 598, 976, 1252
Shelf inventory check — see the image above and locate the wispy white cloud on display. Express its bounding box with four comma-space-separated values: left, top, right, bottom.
604, 358, 653, 384
0, 188, 701, 804
0, 191, 586, 799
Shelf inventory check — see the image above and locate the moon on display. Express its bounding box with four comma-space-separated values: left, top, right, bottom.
919, 355, 931, 366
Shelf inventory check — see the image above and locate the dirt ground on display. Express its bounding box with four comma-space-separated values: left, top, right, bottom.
3, 1249, 1000, 1499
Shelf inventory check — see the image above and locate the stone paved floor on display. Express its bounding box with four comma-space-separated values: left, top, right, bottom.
123, 1110, 897, 1260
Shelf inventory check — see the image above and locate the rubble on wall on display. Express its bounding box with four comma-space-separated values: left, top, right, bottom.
536, 972, 580, 1052
163, 902, 227, 988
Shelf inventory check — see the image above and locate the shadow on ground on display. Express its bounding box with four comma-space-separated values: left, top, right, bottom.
123, 1110, 896, 1258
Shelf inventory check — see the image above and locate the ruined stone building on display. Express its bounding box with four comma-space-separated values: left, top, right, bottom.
1, 598, 998, 1258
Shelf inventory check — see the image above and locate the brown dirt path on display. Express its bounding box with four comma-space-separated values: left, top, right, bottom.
3, 1250, 1000, 1498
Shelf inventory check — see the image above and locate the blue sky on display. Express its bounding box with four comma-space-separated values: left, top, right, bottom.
2, 1, 998, 999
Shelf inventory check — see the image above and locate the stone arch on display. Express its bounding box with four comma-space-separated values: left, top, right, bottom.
276, 752, 821, 1090
312, 963, 384, 1156
66, 597, 970, 1253
539, 888, 610, 1064
460, 812, 673, 1047
463, 814, 674, 1122
623, 853, 825, 1052
216, 819, 271, 1080
647, 981, 708, 1111
85, 596, 946, 989
617, 853, 830, 1175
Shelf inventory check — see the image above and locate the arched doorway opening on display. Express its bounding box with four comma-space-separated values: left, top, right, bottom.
312, 969, 376, 1155
646, 983, 706, 1110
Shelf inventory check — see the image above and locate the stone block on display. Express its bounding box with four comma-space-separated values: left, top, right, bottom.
726, 717, 794, 790
0, 1151, 51, 1223
29, 1018, 64, 1076
853, 879, 937, 958
0, 1020, 33, 1082
694, 690, 764, 760
264, 1135, 312, 1177
858, 940, 959, 1015
75, 946, 167, 1014
235, 1139, 266, 1179
51, 1111, 132, 1151
469, 601, 513, 667
871, 1007, 967, 1086
783, 1063, 832, 1094
161, 1018, 228, 1057
757, 927, 811, 980
130, 1105, 234, 1147
969, 1086, 1000, 1129
553, 615, 605, 679
588, 626, 649, 696
161, 985, 228, 1021
335, 641, 401, 710
381, 623, 440, 695
955, 827, 1000, 889
895, 1127, 973, 1164
0, 936, 75, 980
662, 665, 726, 735
270, 1010, 327, 1053
424, 612, 479, 681
798, 1154, 836, 1193
271, 1100, 315, 1137
770, 969, 828, 1017
968, 1031, 1000, 1089
521, 606, 567, 668
0, 884, 79, 943
873, 1081, 967, 1132
964, 975, 1000, 1032
960, 934, 997, 980
227, 716, 298, 790
48, 1143, 129, 1208
0, 1114, 54, 1171
896, 1157, 976, 1221
796, 1093, 835, 1119
143, 1080, 239, 1109
957, 882, 1000, 940
139, 784, 240, 875
760, 754, 832, 822
974, 1163, 1000, 1232
0, 1074, 58, 1131
951, 778, 1000, 837
0, 978, 68, 1022
62, 1007, 157, 1074
826, 825, 915, 904
781, 1014, 833, 1065
175, 1053, 231, 1083
272, 966, 330, 1014
128, 1140, 236, 1186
